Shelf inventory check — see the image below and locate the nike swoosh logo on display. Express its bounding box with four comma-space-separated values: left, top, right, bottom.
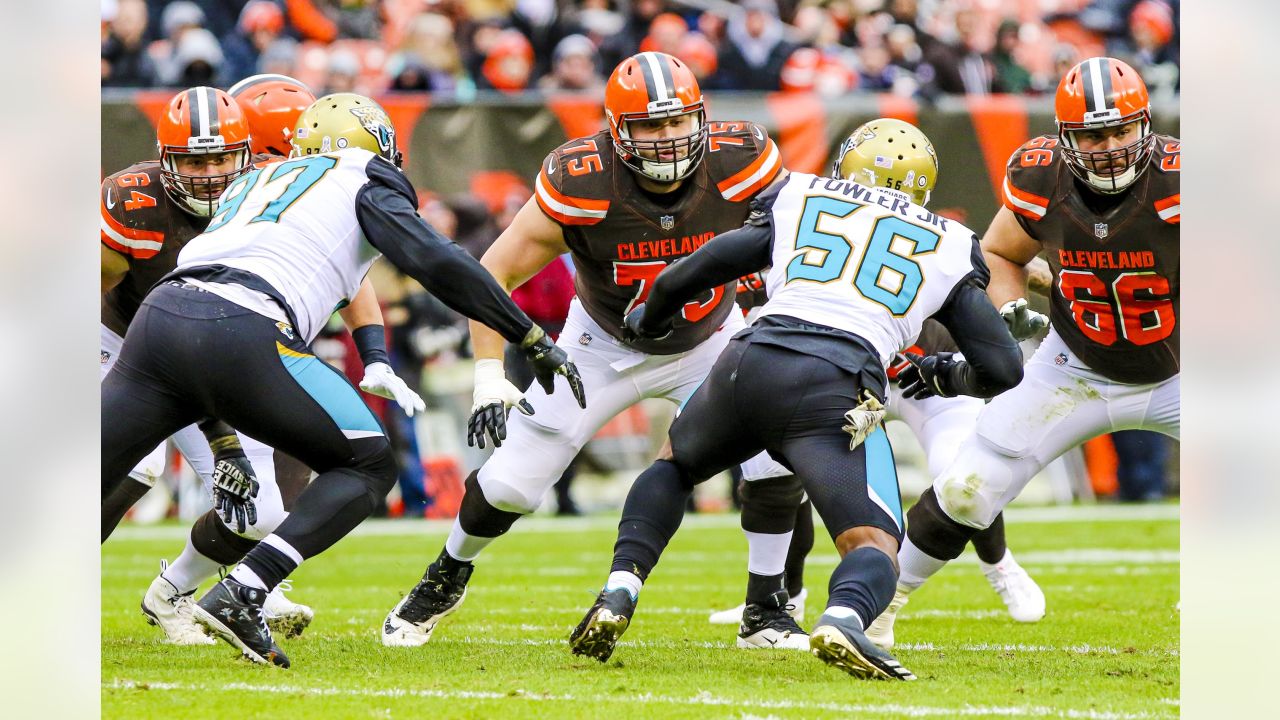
753, 126, 764, 142
105, 187, 116, 209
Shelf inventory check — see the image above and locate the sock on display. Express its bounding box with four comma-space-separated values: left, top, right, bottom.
239, 535, 303, 592
826, 547, 898, 629
230, 564, 269, 591
431, 546, 474, 578
745, 571, 786, 606
744, 530, 792, 576
604, 570, 643, 600
820, 605, 864, 629
610, 460, 694, 581
898, 536, 949, 591
785, 500, 814, 597
979, 548, 1016, 576
162, 541, 223, 594
970, 511, 1008, 564
445, 520, 495, 562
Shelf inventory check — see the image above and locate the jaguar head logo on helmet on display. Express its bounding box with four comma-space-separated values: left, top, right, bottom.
228, 74, 317, 157
604, 51, 708, 185
1054, 57, 1155, 194
290, 93, 403, 168
156, 86, 253, 217
834, 117, 938, 205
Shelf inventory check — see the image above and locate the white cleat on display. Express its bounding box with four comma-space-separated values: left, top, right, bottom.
710, 588, 806, 625
983, 553, 1046, 623
140, 562, 216, 646
263, 580, 315, 638
864, 586, 910, 650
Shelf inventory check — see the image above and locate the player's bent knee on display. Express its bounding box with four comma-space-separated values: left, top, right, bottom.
476, 471, 543, 515
834, 526, 899, 566
932, 438, 1021, 529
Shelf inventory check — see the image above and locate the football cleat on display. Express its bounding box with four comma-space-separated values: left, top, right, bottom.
192, 577, 289, 667
864, 586, 910, 650
263, 580, 314, 638
382, 559, 472, 647
737, 591, 810, 650
140, 562, 216, 646
710, 587, 807, 625
983, 554, 1046, 623
810, 612, 915, 681
569, 588, 637, 663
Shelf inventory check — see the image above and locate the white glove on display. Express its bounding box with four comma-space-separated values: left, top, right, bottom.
471, 359, 533, 416
359, 361, 426, 417
999, 298, 1049, 341
842, 393, 886, 450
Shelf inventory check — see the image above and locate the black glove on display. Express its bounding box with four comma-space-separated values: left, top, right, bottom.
523, 333, 587, 409
621, 305, 674, 344
896, 352, 961, 400
212, 447, 260, 534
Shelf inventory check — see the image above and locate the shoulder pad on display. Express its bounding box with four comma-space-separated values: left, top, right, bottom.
1148, 135, 1180, 224
100, 162, 166, 259
1000, 135, 1060, 222
534, 132, 612, 226
706, 121, 782, 203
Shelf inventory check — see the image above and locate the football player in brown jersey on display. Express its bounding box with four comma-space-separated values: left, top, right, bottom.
100, 80, 417, 643
381, 51, 785, 647
867, 57, 1180, 649
709, 120, 1049, 651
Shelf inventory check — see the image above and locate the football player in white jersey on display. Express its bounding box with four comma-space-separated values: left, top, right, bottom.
101, 93, 584, 668
568, 154, 1025, 680
710, 120, 1048, 651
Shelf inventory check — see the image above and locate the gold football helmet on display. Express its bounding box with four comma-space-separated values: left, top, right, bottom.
833, 118, 938, 205
290, 93, 402, 167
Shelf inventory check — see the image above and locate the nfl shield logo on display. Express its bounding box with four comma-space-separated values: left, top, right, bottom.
1094, 223, 1109, 239
660, 215, 675, 231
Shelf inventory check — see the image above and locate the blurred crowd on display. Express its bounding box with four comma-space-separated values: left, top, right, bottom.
103, 0, 1179, 101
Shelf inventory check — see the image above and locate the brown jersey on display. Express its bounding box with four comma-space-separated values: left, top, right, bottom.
1001, 133, 1180, 384
101, 155, 280, 337
533, 121, 783, 355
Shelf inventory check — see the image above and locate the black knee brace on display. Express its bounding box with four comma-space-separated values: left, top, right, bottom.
458, 470, 524, 538
739, 474, 805, 534
906, 487, 979, 562
190, 509, 260, 565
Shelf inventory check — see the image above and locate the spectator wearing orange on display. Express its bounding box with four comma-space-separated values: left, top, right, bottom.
103, 0, 159, 88
639, 12, 687, 56
283, 0, 382, 43
479, 29, 535, 93
222, 1, 286, 86
676, 33, 718, 86
1127, 0, 1179, 100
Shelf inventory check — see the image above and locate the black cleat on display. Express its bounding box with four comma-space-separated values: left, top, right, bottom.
192, 578, 290, 668
809, 612, 915, 680
569, 588, 636, 663
737, 591, 810, 650
382, 557, 473, 647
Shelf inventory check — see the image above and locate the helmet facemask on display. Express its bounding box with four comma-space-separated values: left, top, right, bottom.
1058, 110, 1154, 194
611, 103, 708, 184
160, 144, 252, 217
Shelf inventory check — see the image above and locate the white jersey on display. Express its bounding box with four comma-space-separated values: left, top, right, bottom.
176, 148, 382, 343
758, 173, 984, 366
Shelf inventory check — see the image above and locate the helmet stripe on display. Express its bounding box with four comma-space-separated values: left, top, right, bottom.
1084, 57, 1108, 113
1097, 57, 1113, 110
202, 87, 220, 136
186, 88, 201, 137
638, 52, 669, 102
656, 55, 675, 100
194, 86, 212, 137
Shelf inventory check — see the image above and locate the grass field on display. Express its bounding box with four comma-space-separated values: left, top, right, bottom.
102, 504, 1179, 720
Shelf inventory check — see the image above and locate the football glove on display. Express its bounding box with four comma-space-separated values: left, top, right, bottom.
468, 359, 534, 449
521, 329, 586, 410
359, 361, 426, 417
999, 298, 1049, 341
621, 305, 674, 344
211, 446, 260, 534
841, 392, 886, 450
896, 352, 961, 400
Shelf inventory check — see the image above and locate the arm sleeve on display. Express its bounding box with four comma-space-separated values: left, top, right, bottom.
638, 186, 779, 334
355, 156, 535, 345
932, 281, 1024, 398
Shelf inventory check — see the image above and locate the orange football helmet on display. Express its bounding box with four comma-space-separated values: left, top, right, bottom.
1054, 57, 1154, 194
156, 86, 252, 216
605, 51, 707, 183
228, 74, 317, 157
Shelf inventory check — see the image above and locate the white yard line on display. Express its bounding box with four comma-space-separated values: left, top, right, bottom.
104, 679, 1175, 719
110, 504, 1178, 542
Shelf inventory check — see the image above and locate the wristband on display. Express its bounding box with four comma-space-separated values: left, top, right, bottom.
352, 324, 391, 367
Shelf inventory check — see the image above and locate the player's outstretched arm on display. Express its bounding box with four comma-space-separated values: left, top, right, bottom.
981, 205, 1043, 308
903, 282, 1023, 400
